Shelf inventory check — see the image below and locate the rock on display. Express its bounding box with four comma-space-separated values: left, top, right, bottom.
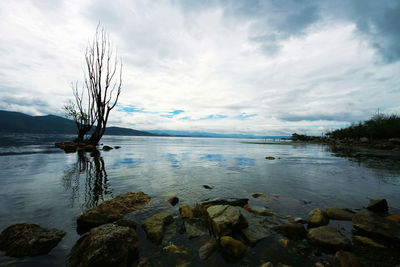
168, 196, 179, 206
332, 250, 361, 267
203, 185, 213, 189
389, 138, 400, 144
179, 205, 194, 219
249, 206, 275, 216
272, 223, 307, 239
102, 145, 113, 151
203, 198, 249, 207
260, 262, 274, 267
142, 211, 174, 244
352, 211, 400, 241
252, 193, 300, 209
308, 209, 329, 228
0, 223, 65, 257
352, 235, 387, 249
325, 207, 354, 221
184, 220, 206, 239
114, 146, 121, 149
163, 242, 187, 254
307, 226, 351, 251
294, 218, 308, 224
265, 156, 275, 160
359, 137, 369, 143
69, 224, 138, 267
199, 239, 217, 260
77, 192, 150, 234
367, 199, 388, 213
137, 258, 151, 267
207, 205, 242, 237
241, 223, 271, 245
114, 219, 137, 229
220, 236, 247, 259
386, 213, 400, 223
279, 239, 289, 247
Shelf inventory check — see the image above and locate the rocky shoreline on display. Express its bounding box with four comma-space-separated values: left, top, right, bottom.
1, 190, 399, 266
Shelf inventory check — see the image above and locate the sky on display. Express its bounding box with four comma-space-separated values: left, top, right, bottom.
0, 0, 399, 136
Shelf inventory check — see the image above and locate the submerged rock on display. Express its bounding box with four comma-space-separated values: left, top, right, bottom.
142, 211, 174, 244
241, 223, 271, 245
252, 193, 300, 209
69, 224, 138, 267
220, 236, 247, 259
168, 196, 179, 206
0, 223, 65, 258
249, 206, 275, 216
325, 207, 354, 221
199, 239, 217, 260
203, 185, 213, 190
307, 226, 351, 251
202, 198, 248, 207
352, 211, 400, 242
272, 223, 307, 239
367, 199, 388, 213
77, 192, 150, 234
332, 250, 361, 267
207, 205, 244, 237
308, 209, 329, 228
184, 220, 206, 239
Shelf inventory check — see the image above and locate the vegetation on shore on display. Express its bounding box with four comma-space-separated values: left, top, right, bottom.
326, 113, 400, 140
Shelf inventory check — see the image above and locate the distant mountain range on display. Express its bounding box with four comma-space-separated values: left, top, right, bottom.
0, 110, 288, 139
0, 110, 157, 136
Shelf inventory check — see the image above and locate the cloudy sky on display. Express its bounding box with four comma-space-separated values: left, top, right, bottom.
0, 0, 399, 136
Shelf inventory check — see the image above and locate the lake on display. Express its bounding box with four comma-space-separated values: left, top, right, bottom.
0, 134, 400, 266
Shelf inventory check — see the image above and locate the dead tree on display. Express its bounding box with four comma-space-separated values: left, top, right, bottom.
64, 81, 97, 142
85, 26, 122, 145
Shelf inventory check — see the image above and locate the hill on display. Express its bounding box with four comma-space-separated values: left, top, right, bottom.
0, 110, 157, 136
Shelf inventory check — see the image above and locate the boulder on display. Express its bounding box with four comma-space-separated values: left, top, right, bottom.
308, 209, 329, 228
206, 205, 243, 237
352, 211, 400, 242
352, 235, 387, 249
272, 223, 307, 239
199, 239, 217, 260
179, 205, 194, 219
168, 196, 179, 206
332, 250, 361, 267
367, 199, 388, 213
114, 219, 137, 229
69, 224, 138, 267
307, 226, 351, 251
142, 211, 174, 244
241, 223, 271, 245
325, 207, 354, 221
220, 236, 247, 259
77, 192, 150, 234
0, 223, 65, 257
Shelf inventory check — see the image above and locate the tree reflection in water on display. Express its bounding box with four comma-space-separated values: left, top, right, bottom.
62, 150, 112, 209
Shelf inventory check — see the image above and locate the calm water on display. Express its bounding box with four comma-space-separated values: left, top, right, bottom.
0, 134, 400, 266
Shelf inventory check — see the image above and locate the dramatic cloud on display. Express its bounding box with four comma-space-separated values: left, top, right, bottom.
0, 0, 399, 135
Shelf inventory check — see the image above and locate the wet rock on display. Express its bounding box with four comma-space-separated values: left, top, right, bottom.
69, 224, 138, 267
203, 185, 213, 189
359, 137, 369, 143
389, 138, 400, 144
184, 220, 206, 239
272, 223, 307, 239
114, 219, 137, 229
168, 196, 179, 206
77, 192, 151, 234
265, 156, 275, 160
137, 258, 151, 267
352, 211, 400, 241
352, 235, 387, 249
387, 213, 400, 223
142, 211, 174, 244
249, 206, 275, 216
0, 223, 65, 257
199, 239, 217, 260
307, 226, 351, 251
163, 242, 187, 254
260, 262, 274, 267
241, 223, 271, 245
179, 205, 194, 219
114, 146, 121, 149
220, 236, 247, 259
314, 261, 331, 267
252, 193, 300, 209
332, 250, 361, 267
279, 239, 289, 247
102, 145, 113, 151
367, 199, 388, 213
308, 209, 329, 228
202, 198, 248, 207
325, 207, 354, 221
207, 205, 243, 237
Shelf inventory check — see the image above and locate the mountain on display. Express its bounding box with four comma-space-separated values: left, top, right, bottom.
0, 110, 157, 136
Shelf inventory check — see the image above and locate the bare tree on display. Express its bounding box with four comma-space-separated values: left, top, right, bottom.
85, 26, 122, 145
64, 82, 97, 142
